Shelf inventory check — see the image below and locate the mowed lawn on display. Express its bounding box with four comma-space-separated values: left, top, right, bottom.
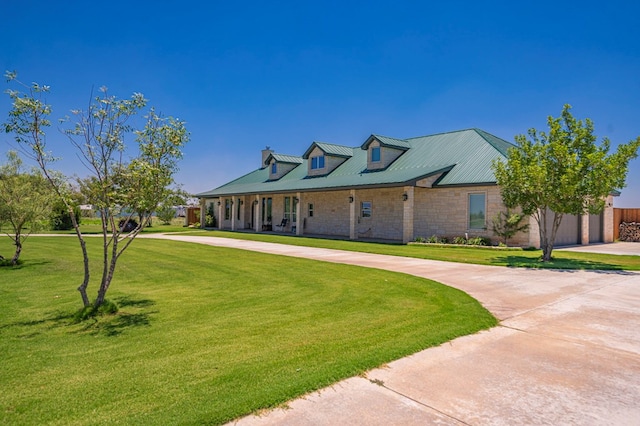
0, 237, 496, 425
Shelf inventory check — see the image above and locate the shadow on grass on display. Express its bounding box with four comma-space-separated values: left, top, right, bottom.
492, 254, 637, 274
87, 311, 156, 337
1, 296, 157, 337
0, 259, 52, 270
79, 296, 157, 337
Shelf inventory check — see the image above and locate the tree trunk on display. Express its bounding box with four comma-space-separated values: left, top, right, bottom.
69, 207, 91, 307
539, 210, 563, 262
11, 231, 22, 266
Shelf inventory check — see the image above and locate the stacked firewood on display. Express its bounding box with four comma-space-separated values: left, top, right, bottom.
619, 222, 640, 242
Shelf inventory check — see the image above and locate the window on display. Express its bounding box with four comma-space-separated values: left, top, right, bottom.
261, 197, 272, 223
311, 155, 325, 170
468, 193, 486, 229
284, 196, 291, 222
236, 198, 241, 220
308, 203, 314, 217
224, 199, 231, 220
371, 147, 381, 162
361, 201, 372, 218
284, 196, 298, 223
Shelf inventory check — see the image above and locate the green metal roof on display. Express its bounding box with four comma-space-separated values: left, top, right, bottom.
362, 134, 411, 150
196, 128, 516, 197
264, 153, 303, 165
303, 141, 353, 159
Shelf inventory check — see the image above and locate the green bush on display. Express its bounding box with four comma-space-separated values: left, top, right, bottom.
50, 201, 81, 230
467, 236, 491, 246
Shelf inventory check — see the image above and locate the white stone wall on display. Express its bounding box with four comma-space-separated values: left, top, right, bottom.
212, 184, 536, 246
413, 185, 532, 246
301, 190, 351, 236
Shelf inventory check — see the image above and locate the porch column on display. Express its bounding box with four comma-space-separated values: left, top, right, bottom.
402, 186, 415, 244
349, 189, 356, 240
295, 192, 303, 236
199, 198, 206, 228
254, 195, 262, 232
217, 200, 224, 230
230, 197, 237, 231
581, 214, 589, 245
603, 195, 614, 243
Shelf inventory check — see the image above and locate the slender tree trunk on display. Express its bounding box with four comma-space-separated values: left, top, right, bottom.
69, 207, 91, 307
11, 231, 22, 266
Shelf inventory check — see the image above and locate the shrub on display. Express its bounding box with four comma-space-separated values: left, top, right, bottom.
467, 236, 491, 246
50, 201, 81, 230
453, 236, 467, 245
118, 218, 138, 232
414, 236, 425, 243
205, 203, 217, 227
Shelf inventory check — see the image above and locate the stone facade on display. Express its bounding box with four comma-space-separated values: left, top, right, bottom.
203, 189, 615, 248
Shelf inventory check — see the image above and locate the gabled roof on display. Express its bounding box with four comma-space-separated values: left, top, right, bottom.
196, 128, 516, 197
264, 153, 303, 166
302, 141, 354, 159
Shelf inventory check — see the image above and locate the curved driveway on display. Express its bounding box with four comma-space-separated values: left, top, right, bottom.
149, 235, 640, 425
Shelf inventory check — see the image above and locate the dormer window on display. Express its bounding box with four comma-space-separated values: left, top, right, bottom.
371, 147, 381, 162
311, 155, 325, 170
303, 142, 352, 177
271, 163, 277, 174
362, 135, 409, 171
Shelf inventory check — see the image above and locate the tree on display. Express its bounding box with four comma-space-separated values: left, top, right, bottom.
3, 72, 189, 307
0, 151, 54, 265
50, 199, 81, 230
493, 105, 640, 261
156, 204, 176, 225
491, 209, 529, 246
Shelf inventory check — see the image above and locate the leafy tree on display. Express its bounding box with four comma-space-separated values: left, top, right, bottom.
493, 105, 640, 261
3, 72, 189, 307
156, 204, 176, 225
0, 151, 54, 265
491, 209, 529, 246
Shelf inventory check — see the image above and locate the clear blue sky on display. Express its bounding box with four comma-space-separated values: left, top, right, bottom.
2, 0, 640, 206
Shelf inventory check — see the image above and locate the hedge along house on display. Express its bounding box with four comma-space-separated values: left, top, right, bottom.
196, 128, 615, 246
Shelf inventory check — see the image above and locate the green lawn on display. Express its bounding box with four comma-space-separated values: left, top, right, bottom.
179, 230, 640, 271
0, 237, 496, 425
45, 216, 194, 234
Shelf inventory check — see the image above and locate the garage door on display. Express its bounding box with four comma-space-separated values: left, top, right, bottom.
552, 213, 580, 246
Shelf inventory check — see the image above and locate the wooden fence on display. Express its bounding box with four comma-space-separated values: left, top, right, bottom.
613, 208, 640, 240
186, 206, 201, 226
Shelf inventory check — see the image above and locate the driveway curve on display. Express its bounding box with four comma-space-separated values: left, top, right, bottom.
148, 235, 640, 425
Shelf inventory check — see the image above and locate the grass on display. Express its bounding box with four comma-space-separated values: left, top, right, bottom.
43, 216, 194, 234
177, 230, 640, 271
0, 237, 496, 425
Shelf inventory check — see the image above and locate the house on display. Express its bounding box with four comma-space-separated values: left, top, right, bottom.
196, 128, 615, 246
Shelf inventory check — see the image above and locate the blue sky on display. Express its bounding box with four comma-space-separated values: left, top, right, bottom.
2, 0, 640, 206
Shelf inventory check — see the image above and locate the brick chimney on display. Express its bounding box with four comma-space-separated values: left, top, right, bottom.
261, 146, 273, 168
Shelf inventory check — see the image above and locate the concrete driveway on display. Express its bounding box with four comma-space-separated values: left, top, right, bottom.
149, 235, 640, 425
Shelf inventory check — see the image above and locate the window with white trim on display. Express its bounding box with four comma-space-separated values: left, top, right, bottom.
310, 155, 325, 170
